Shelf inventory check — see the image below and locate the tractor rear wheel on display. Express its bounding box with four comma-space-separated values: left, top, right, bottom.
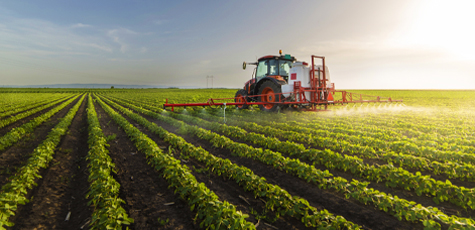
257, 81, 281, 112
234, 89, 249, 110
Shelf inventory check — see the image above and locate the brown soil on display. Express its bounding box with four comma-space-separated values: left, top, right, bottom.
10, 95, 93, 230
109, 98, 426, 230
93, 100, 198, 229
5, 96, 198, 230
196, 111, 475, 219
2, 93, 465, 230
101, 100, 314, 230
0, 96, 81, 188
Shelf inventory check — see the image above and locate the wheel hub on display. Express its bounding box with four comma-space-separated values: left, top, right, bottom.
267, 94, 273, 101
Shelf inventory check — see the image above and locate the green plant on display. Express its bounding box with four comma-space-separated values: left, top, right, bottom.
98, 95, 361, 230
105, 94, 475, 230
94, 95, 255, 230
157, 217, 169, 226
105, 134, 117, 142
0, 94, 85, 229
85, 94, 133, 230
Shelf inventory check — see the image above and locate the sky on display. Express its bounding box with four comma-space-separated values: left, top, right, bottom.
0, 0, 474, 89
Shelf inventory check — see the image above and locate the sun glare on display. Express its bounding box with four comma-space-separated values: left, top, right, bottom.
403, 0, 475, 60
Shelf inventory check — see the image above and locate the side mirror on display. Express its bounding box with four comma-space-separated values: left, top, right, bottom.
242, 62, 246, 70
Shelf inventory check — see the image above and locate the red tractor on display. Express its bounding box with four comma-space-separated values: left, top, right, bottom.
163, 51, 401, 112
236, 50, 333, 112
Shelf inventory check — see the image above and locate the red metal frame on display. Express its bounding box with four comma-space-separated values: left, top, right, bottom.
163, 91, 401, 112
163, 54, 403, 112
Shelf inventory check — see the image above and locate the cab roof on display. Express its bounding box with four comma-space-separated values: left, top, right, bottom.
258, 54, 296, 62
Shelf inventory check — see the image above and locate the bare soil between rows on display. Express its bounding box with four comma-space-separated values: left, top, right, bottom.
9, 95, 92, 230
5, 96, 198, 230
101, 99, 313, 230
3, 93, 465, 230
0, 96, 81, 189
93, 99, 198, 229
108, 97, 426, 230
198, 111, 475, 219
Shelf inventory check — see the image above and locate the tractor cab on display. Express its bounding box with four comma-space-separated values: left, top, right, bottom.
237, 51, 296, 112
241, 52, 296, 96
255, 54, 295, 83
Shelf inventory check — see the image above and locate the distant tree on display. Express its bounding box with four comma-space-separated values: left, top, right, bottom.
111, 86, 114, 89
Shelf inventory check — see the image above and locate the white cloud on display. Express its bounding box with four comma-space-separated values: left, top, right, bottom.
107, 28, 141, 53
0, 11, 151, 58
0, 16, 114, 57
108, 28, 139, 35
153, 19, 167, 25
76, 42, 113, 52
109, 33, 128, 53
72, 23, 92, 28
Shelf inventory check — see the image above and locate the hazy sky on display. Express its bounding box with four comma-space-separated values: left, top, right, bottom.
0, 0, 474, 89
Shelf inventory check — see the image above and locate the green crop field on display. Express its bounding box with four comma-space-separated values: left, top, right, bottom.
0, 88, 474, 229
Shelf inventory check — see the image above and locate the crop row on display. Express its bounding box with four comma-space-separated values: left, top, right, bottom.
104, 95, 475, 229
0, 94, 85, 229
109, 95, 475, 211
94, 95, 256, 230
339, 112, 475, 137
0, 93, 63, 113
98, 95, 361, 229
108, 92, 475, 148
113, 90, 475, 141
214, 109, 475, 180
331, 117, 475, 152
222, 107, 475, 153
0, 94, 76, 129
85, 94, 133, 229
0, 94, 70, 119
0, 95, 80, 152
194, 110, 475, 210
287, 107, 474, 137
223, 109, 475, 158
201, 110, 475, 183
316, 112, 475, 151
292, 112, 474, 154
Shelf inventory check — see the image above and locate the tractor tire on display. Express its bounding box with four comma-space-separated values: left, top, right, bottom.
257, 81, 282, 112
234, 89, 250, 110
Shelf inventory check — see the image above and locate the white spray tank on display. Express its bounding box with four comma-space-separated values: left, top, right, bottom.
282, 61, 311, 101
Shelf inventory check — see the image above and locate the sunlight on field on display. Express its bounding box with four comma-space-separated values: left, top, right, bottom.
1, 88, 475, 229
326, 103, 410, 116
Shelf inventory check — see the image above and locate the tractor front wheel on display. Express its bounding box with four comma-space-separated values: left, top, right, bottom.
257, 81, 281, 112
234, 89, 250, 110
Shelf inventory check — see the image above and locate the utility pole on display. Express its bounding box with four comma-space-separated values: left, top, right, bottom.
207, 75, 214, 88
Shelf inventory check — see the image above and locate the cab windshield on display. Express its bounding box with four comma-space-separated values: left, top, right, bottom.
255, 59, 293, 80
279, 60, 292, 77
